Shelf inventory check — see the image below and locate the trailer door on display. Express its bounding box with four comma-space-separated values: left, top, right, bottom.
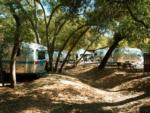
35, 50, 47, 73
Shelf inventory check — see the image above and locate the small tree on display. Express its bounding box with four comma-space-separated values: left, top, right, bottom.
59, 27, 90, 72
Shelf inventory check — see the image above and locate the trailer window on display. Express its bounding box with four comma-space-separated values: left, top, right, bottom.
38, 51, 45, 60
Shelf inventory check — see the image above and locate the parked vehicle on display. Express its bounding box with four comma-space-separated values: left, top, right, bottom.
113, 47, 144, 69
2, 42, 49, 74
76, 48, 94, 62
94, 47, 144, 69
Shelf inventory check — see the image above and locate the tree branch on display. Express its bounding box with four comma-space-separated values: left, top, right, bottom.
126, 2, 149, 29
37, 0, 47, 25
46, 4, 62, 28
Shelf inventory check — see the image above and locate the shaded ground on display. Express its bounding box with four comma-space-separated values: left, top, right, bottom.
0, 64, 150, 113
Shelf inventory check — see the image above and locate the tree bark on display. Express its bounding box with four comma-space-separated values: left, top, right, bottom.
75, 36, 98, 66
0, 48, 4, 86
54, 24, 87, 71
33, 0, 40, 43
10, 33, 20, 88
42, 4, 62, 72
98, 33, 124, 70
58, 27, 89, 73
48, 19, 68, 72
9, 4, 21, 88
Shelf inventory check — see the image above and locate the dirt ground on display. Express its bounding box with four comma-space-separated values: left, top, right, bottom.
0, 64, 150, 113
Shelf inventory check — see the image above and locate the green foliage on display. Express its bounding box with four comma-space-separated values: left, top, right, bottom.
21, 21, 36, 42
87, 0, 150, 49
0, 0, 149, 72
60, 0, 88, 14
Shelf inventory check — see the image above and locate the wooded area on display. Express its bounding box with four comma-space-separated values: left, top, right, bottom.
0, 0, 150, 113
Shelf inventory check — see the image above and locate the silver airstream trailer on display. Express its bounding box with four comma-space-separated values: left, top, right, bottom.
113, 47, 144, 69
2, 42, 48, 74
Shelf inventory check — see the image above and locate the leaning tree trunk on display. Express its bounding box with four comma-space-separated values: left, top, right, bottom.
9, 5, 21, 88
54, 33, 72, 72
54, 24, 87, 71
39, 0, 54, 72
75, 36, 99, 66
48, 19, 67, 72
59, 27, 89, 73
42, 4, 62, 72
98, 33, 124, 70
33, 0, 40, 44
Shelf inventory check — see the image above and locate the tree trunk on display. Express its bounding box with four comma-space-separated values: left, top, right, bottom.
48, 19, 68, 72
9, 4, 21, 88
0, 69, 4, 87
48, 45, 54, 72
0, 54, 4, 87
10, 57, 17, 88
58, 27, 89, 73
54, 25, 87, 71
98, 33, 124, 70
10, 30, 20, 88
75, 36, 99, 66
42, 4, 62, 72
46, 26, 52, 71
54, 34, 72, 72
33, 0, 40, 44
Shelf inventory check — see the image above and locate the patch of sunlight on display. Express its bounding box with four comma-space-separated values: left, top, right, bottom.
115, 71, 126, 75
106, 92, 145, 103
60, 79, 83, 86
21, 107, 45, 113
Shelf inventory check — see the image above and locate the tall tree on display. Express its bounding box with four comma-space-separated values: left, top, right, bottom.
8, 1, 22, 87
35, 0, 90, 72
17, 0, 41, 43
87, 0, 150, 69
98, 33, 125, 69
54, 23, 88, 71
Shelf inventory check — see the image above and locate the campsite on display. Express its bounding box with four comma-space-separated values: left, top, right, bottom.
0, 0, 150, 113
0, 64, 150, 113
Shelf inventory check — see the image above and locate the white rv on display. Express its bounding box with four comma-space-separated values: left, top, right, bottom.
113, 47, 144, 69
2, 42, 48, 74
76, 48, 94, 62
113, 48, 143, 62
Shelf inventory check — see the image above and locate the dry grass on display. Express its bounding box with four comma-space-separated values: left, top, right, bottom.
0, 64, 150, 113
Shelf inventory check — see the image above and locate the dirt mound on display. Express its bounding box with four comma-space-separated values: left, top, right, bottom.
0, 65, 150, 113
28, 74, 122, 104
111, 76, 150, 92
31, 74, 104, 103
